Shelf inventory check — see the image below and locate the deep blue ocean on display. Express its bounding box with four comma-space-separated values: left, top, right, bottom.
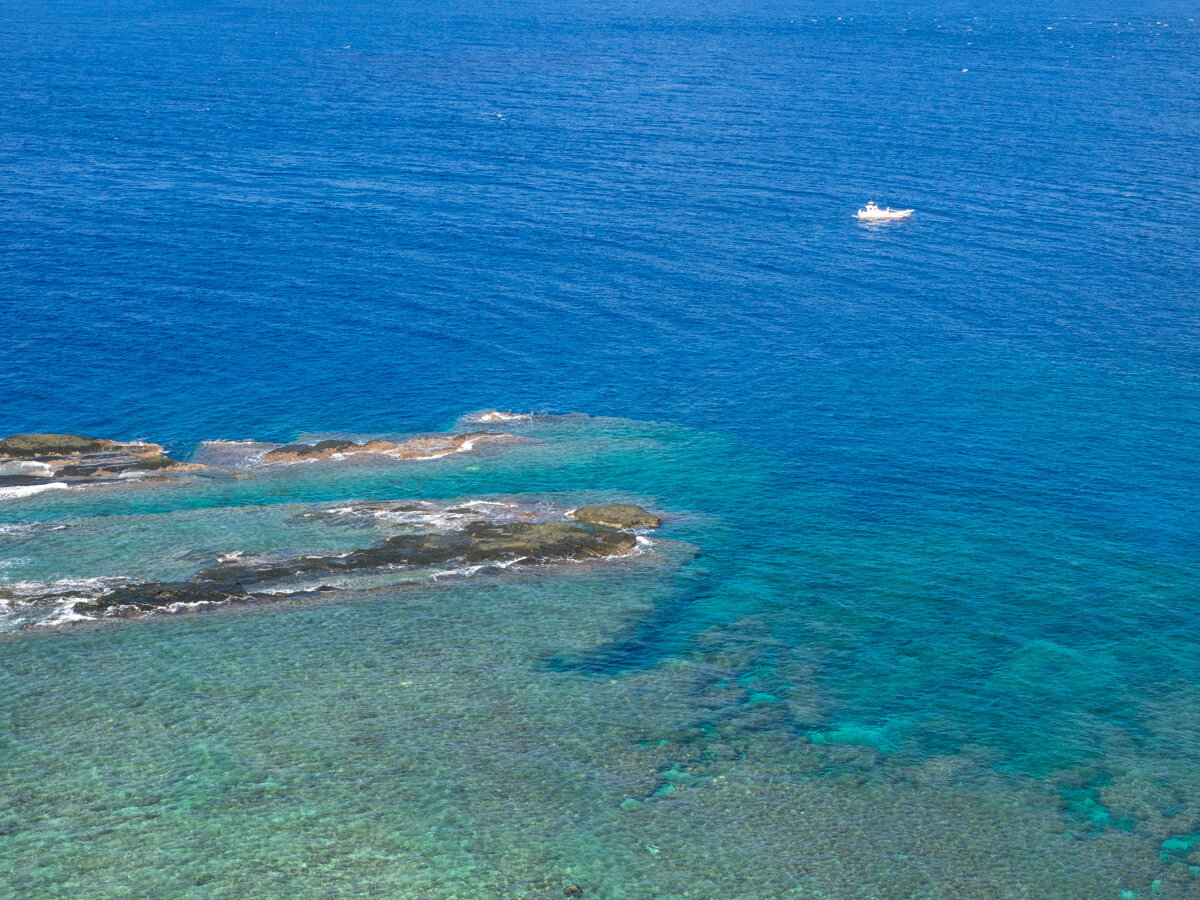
2, 1, 1198, 897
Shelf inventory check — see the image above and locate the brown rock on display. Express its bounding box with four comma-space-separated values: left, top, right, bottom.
0, 433, 200, 480
262, 432, 521, 463
390, 432, 517, 459
568, 504, 662, 529
264, 439, 366, 461
202, 521, 637, 586
0, 433, 138, 459
133, 455, 206, 472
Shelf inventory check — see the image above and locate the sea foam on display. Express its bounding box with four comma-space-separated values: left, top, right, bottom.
0, 482, 69, 502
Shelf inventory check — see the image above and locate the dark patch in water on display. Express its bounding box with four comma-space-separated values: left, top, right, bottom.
547, 565, 721, 674
6, 518, 644, 626
202, 521, 636, 586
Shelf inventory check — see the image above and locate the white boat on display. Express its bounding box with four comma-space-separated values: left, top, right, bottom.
856, 201, 914, 221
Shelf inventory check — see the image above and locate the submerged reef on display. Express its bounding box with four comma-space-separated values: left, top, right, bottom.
0, 503, 661, 627
201, 521, 640, 586
262, 431, 521, 462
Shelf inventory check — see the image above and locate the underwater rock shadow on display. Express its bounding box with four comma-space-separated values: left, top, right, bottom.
544, 558, 726, 675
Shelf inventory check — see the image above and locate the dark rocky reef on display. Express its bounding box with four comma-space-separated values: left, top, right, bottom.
262, 432, 520, 463
264, 438, 396, 461
130, 455, 188, 471
0, 433, 121, 458
77, 581, 253, 617
202, 521, 638, 586
8, 513, 656, 625
568, 504, 662, 529
1, 427, 530, 495
0, 432, 202, 487
0, 474, 55, 487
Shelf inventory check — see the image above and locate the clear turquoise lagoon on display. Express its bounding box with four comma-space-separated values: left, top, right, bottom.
1, 0, 1198, 896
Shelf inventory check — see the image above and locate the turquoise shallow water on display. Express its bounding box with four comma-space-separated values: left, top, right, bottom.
2, 0, 1200, 895
2, 415, 1199, 897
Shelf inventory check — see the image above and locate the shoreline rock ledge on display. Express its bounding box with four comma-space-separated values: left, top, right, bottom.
7, 501, 665, 624
0, 433, 201, 482
568, 504, 662, 529
262, 431, 523, 463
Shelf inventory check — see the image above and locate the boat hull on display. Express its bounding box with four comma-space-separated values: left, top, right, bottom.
856, 209, 914, 221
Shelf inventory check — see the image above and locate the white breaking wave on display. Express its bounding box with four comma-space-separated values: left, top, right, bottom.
0, 576, 131, 603
0, 575, 243, 630
0, 522, 68, 538
462, 410, 533, 424
42, 608, 99, 627
0, 577, 132, 630
431, 556, 528, 581
377, 438, 505, 462
0, 460, 56, 477
0, 483, 69, 502
298, 498, 549, 532
378, 509, 476, 530
161, 598, 233, 614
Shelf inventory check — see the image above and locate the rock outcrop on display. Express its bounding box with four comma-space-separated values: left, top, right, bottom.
568, 504, 662, 529
202, 521, 638, 586
9, 518, 645, 623
262, 432, 519, 463
0, 433, 125, 458
0, 427, 528, 496
0, 432, 201, 486
263, 439, 395, 461
7, 494, 665, 626
81, 581, 253, 617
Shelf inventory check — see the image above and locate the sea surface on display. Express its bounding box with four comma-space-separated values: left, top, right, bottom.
2, 0, 1199, 896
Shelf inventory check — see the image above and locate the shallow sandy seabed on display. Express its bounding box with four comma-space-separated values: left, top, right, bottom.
2, 558, 1194, 899
1, 416, 1197, 898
